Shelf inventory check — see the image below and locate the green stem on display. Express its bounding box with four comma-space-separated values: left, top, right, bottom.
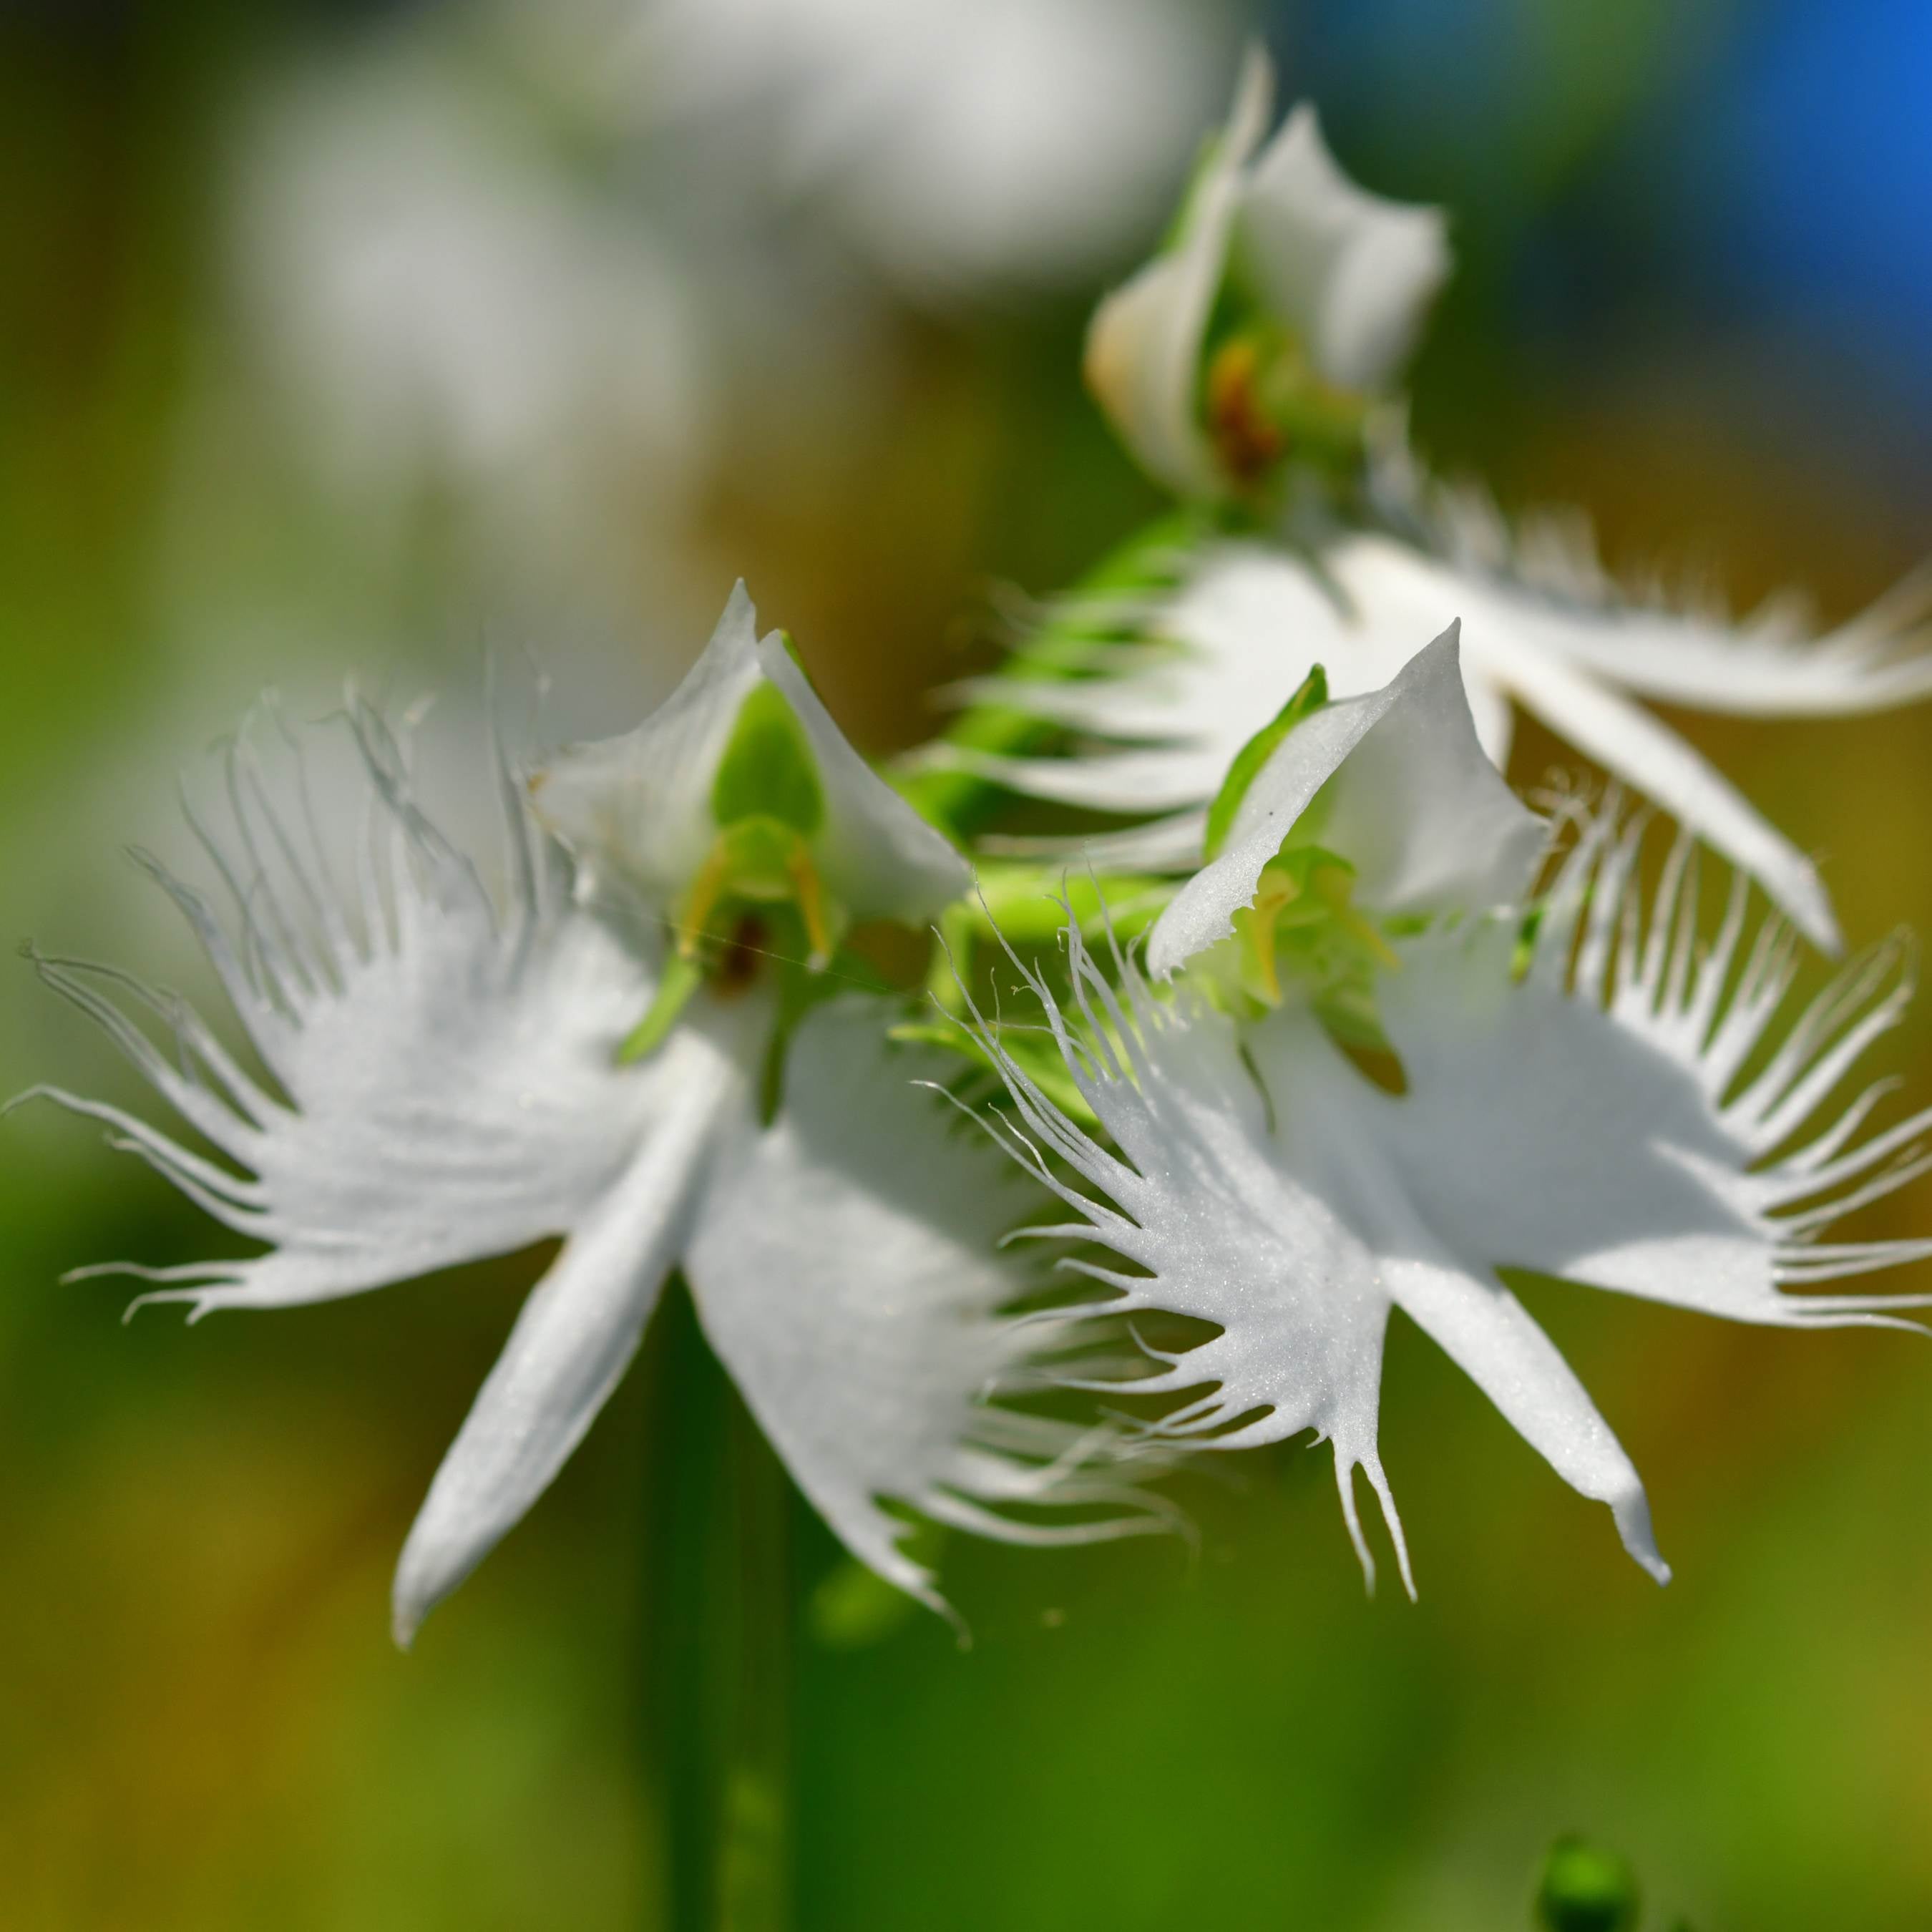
648, 1283, 795, 1932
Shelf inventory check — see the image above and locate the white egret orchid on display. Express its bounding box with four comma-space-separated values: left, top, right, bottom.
969, 630, 1932, 1591
952, 53, 1932, 953
1085, 48, 1448, 499
19, 588, 1150, 1644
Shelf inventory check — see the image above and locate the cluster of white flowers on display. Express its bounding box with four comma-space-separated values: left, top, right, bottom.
24, 51, 1932, 1640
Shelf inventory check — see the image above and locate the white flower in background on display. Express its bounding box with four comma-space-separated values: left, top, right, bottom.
950, 502, 1932, 950
952, 50, 1932, 952
18, 589, 1151, 1643
1085, 49, 1449, 499
627, 0, 1236, 296
232, 42, 710, 597
970, 633, 1932, 1589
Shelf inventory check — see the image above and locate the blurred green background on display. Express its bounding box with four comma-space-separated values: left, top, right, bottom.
5, 0, 1932, 1926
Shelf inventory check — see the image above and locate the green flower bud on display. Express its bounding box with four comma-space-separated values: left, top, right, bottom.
1534, 1836, 1639, 1932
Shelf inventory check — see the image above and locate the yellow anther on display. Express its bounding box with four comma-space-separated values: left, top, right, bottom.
1206, 334, 1288, 489
786, 841, 834, 972
1239, 866, 1302, 1007
675, 842, 736, 960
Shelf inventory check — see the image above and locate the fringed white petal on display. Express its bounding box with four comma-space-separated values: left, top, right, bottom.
30, 697, 691, 1316
1313, 532, 1845, 951
1488, 814, 1932, 1320
1147, 626, 1543, 977
1377, 459, 1932, 718
972, 819, 1932, 1582
944, 540, 1511, 849
1243, 812, 1932, 1335
1239, 104, 1450, 395
394, 1020, 754, 1645
685, 1000, 1164, 1614
962, 932, 1413, 1592
968, 530, 1847, 947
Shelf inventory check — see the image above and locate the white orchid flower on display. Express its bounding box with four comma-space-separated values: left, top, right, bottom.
945, 509, 1932, 952
633, 0, 1234, 296
239, 47, 710, 586
967, 632, 1932, 1591
1000, 48, 1932, 949
19, 588, 1152, 1644
1085, 48, 1449, 499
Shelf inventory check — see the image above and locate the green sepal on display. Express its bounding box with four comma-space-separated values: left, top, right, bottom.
1203, 665, 1330, 860
618, 950, 706, 1065
711, 680, 824, 835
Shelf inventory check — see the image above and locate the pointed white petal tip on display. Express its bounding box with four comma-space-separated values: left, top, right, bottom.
1612, 1487, 1671, 1586
390, 1563, 429, 1651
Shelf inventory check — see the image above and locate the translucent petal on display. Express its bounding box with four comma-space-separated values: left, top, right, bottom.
1239, 104, 1450, 394
753, 632, 969, 923
686, 1000, 1156, 1611
1081, 49, 1272, 498
1147, 626, 1543, 976
393, 1020, 755, 1644
534, 582, 966, 924
532, 583, 766, 904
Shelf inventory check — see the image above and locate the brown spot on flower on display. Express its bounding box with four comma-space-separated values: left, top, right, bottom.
713, 914, 767, 996
1206, 336, 1287, 487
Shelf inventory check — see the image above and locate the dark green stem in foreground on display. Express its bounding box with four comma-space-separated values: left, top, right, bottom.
648, 1283, 794, 1932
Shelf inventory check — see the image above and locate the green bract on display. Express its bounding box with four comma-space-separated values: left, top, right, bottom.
1203, 663, 1328, 860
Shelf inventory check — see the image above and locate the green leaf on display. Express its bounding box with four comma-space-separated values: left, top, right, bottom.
1202, 664, 1328, 860
711, 680, 823, 835
1534, 1837, 1640, 1932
